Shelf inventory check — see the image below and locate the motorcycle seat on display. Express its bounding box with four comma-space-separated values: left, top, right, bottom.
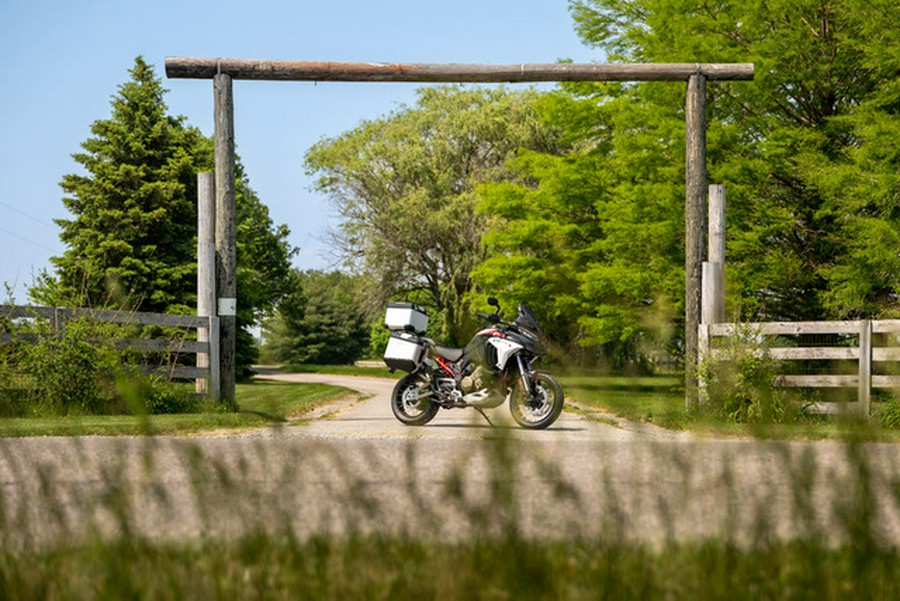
435, 346, 464, 362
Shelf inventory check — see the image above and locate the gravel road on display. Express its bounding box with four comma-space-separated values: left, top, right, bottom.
1, 372, 898, 550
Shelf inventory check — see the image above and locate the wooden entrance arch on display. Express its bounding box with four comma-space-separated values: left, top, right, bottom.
166, 57, 754, 404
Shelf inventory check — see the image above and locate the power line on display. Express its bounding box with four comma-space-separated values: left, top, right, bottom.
0, 225, 57, 252
0, 200, 59, 231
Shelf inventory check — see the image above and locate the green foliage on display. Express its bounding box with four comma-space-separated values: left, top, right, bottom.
29, 57, 296, 377
20, 318, 123, 415
305, 86, 562, 345
2, 535, 898, 600
568, 0, 899, 323
474, 88, 683, 368
698, 328, 799, 424
234, 169, 297, 379
879, 396, 900, 430
32, 57, 211, 313
472, 0, 899, 369
263, 270, 370, 366
0, 315, 199, 416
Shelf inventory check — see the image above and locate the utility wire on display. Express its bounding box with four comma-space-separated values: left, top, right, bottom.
0, 200, 59, 230
0, 225, 57, 252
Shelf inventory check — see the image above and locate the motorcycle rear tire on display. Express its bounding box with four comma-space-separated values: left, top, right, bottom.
508, 371, 564, 430
391, 373, 440, 426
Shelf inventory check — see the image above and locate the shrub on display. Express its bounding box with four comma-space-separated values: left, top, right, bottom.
20, 317, 123, 415
699, 326, 800, 424
1, 312, 201, 416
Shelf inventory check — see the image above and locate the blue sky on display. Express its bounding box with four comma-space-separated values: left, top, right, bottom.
0, 0, 599, 301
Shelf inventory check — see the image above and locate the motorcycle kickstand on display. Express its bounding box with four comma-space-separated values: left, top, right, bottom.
474, 407, 495, 427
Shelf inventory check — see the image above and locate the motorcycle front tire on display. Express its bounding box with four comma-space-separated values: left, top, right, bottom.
508, 371, 564, 430
391, 372, 440, 426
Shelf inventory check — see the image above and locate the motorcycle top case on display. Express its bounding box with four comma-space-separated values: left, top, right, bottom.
383, 331, 427, 372
384, 302, 429, 335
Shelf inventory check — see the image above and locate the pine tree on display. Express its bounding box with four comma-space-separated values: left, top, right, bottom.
32, 57, 297, 379
34, 56, 211, 313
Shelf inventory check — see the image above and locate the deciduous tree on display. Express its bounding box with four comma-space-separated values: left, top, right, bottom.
305, 86, 561, 344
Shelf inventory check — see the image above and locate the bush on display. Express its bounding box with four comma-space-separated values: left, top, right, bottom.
1, 313, 201, 416
117, 373, 199, 415
699, 327, 802, 424
22, 317, 123, 415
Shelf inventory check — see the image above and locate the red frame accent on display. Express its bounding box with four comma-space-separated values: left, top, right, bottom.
435, 355, 455, 376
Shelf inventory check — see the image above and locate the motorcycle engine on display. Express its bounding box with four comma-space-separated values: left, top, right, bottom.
460, 365, 486, 393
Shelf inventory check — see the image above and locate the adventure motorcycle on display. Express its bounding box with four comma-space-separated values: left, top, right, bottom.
382, 297, 564, 429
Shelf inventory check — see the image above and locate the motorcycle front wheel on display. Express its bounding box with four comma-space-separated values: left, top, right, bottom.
508, 371, 564, 430
391, 373, 440, 426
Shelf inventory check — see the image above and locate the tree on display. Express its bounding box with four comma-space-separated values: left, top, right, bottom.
475, 0, 898, 369
33, 56, 210, 314
233, 167, 297, 377
568, 0, 899, 321
305, 86, 562, 344
474, 88, 685, 368
32, 57, 296, 377
262, 270, 369, 365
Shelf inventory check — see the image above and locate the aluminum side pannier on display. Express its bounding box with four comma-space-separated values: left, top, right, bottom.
383, 331, 426, 373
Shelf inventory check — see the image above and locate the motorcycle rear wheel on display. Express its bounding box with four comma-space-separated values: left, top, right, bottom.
391, 373, 440, 426
508, 371, 564, 430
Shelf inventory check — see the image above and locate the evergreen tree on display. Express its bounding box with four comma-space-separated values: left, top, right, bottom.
263, 270, 369, 366
32, 57, 297, 378
34, 56, 210, 313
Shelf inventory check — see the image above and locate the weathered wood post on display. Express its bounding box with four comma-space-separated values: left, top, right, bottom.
684, 72, 707, 408
702, 184, 726, 325
859, 319, 872, 414
196, 172, 217, 397
214, 71, 237, 403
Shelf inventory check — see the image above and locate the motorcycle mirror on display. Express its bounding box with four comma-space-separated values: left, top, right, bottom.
488, 297, 499, 307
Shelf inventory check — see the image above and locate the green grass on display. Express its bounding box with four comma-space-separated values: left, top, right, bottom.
0, 380, 354, 437
562, 372, 900, 441
2, 534, 897, 600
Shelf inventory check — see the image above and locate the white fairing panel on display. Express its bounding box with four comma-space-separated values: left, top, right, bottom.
488, 338, 523, 370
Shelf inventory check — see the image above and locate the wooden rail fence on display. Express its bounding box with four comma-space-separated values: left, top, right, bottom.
699, 320, 900, 415
0, 305, 219, 397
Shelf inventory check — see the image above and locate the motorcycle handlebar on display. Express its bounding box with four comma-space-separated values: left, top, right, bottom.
477, 312, 501, 324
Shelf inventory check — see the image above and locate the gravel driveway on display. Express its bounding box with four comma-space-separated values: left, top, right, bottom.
1, 372, 898, 550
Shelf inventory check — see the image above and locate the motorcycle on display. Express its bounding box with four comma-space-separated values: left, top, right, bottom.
382, 297, 564, 429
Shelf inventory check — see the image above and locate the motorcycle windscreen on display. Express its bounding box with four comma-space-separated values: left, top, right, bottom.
514, 301, 542, 335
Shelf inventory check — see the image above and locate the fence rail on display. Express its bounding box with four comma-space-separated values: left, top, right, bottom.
0, 304, 219, 397
699, 320, 900, 415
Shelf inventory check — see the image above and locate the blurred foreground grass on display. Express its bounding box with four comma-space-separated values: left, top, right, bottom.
2, 369, 899, 599
0, 380, 354, 437
2, 533, 897, 600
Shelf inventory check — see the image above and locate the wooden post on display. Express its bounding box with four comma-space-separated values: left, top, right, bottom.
704, 184, 725, 323
684, 73, 707, 408
859, 319, 872, 414
698, 323, 710, 404
214, 72, 236, 403
196, 172, 216, 396
701, 262, 719, 326
208, 316, 221, 401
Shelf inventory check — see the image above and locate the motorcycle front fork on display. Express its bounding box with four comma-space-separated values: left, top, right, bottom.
516, 355, 534, 397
